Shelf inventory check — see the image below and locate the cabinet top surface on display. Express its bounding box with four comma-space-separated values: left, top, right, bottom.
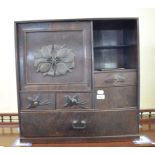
15, 18, 139, 24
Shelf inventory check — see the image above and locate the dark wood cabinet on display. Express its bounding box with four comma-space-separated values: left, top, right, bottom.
15, 18, 139, 143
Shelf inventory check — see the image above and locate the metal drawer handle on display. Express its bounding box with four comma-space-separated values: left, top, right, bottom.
72, 120, 86, 130
105, 74, 125, 84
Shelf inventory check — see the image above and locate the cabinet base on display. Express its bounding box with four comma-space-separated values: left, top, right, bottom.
20, 135, 139, 144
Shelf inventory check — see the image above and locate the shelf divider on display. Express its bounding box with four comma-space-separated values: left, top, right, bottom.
94, 44, 136, 50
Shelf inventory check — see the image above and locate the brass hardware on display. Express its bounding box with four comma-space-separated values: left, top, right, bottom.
72, 120, 86, 130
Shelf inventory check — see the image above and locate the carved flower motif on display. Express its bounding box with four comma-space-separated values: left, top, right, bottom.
34, 44, 75, 76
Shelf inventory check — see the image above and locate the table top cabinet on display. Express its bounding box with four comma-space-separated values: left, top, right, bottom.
15, 18, 139, 143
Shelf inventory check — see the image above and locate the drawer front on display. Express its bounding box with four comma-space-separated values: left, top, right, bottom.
20, 92, 55, 110
20, 110, 138, 137
95, 86, 137, 109
94, 71, 137, 87
56, 93, 92, 110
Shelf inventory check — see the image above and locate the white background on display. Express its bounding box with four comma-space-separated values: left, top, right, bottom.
0, 0, 155, 153
0, 0, 155, 113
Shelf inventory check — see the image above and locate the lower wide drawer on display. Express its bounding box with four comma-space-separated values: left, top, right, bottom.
20, 109, 139, 137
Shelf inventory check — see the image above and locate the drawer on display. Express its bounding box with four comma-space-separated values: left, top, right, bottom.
20, 110, 138, 137
56, 93, 92, 110
19, 92, 55, 110
95, 86, 137, 109
94, 71, 137, 87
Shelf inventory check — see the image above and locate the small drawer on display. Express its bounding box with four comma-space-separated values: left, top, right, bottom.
94, 71, 137, 87
95, 86, 137, 109
56, 93, 92, 110
19, 92, 55, 110
20, 110, 138, 137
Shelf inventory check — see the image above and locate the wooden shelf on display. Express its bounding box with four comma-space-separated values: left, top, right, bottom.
94, 68, 136, 73
94, 44, 136, 50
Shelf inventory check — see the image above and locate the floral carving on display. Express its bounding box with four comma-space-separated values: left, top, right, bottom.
26, 95, 51, 109
34, 44, 75, 76
64, 95, 88, 109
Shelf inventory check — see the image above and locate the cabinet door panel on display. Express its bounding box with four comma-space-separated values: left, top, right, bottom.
16, 21, 92, 91
95, 86, 137, 109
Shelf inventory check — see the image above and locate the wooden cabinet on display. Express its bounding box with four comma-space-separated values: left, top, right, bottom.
15, 18, 139, 143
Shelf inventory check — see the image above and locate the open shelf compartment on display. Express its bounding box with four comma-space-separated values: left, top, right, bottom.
93, 19, 138, 71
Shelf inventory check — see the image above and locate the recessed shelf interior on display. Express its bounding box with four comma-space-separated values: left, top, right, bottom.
93, 20, 138, 71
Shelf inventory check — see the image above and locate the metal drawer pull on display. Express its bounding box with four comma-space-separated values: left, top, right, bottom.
105, 74, 125, 84
72, 120, 86, 130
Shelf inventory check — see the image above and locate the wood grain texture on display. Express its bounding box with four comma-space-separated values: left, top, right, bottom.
19, 92, 55, 110
94, 70, 137, 87
16, 21, 92, 92
94, 86, 137, 109
15, 18, 139, 143
56, 93, 92, 110
20, 109, 138, 138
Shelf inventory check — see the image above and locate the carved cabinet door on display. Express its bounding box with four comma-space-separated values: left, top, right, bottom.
16, 21, 92, 91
